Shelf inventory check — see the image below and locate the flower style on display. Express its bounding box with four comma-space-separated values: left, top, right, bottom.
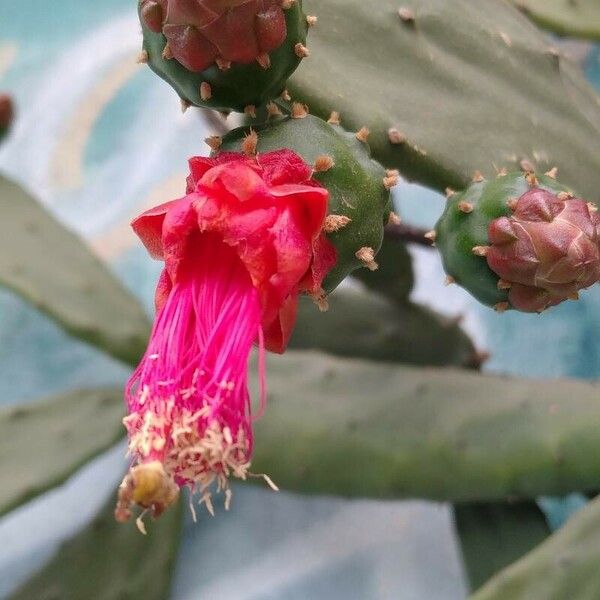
115, 149, 336, 526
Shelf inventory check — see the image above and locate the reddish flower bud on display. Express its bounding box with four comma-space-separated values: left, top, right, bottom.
0, 93, 14, 134
140, 0, 288, 72
486, 188, 600, 312
116, 150, 335, 525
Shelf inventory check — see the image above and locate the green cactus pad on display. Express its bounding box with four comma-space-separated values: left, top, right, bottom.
289, 0, 600, 202
456, 501, 550, 592
0, 175, 150, 366
218, 114, 392, 290
0, 388, 124, 517
512, 0, 600, 42
435, 172, 569, 308
10, 492, 182, 600
471, 494, 600, 600
291, 286, 476, 368
140, 2, 308, 113
253, 349, 600, 501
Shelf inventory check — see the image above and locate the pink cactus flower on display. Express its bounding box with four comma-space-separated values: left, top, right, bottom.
140, 0, 289, 71
115, 150, 335, 526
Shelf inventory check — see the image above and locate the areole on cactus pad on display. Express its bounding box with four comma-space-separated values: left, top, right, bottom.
435, 171, 600, 313
138, 0, 309, 112
216, 112, 394, 291
115, 149, 337, 526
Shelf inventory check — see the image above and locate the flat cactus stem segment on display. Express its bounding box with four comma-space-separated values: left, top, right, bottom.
9, 488, 182, 600
470, 494, 600, 600
0, 175, 150, 366
252, 350, 600, 501
140, 0, 308, 112
0, 388, 124, 517
289, 0, 600, 201
290, 287, 476, 368
511, 0, 600, 41
219, 115, 391, 290
455, 501, 551, 593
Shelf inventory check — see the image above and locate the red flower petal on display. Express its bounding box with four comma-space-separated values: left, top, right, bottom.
132, 150, 337, 352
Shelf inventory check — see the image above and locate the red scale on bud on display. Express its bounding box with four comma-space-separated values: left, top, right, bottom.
486, 188, 600, 312
140, 0, 288, 72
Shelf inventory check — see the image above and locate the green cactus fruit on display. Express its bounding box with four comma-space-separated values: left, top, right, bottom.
0, 93, 14, 142
435, 171, 600, 312
139, 0, 308, 113
217, 113, 393, 291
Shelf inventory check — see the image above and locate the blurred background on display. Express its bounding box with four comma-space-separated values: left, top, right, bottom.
0, 1, 599, 598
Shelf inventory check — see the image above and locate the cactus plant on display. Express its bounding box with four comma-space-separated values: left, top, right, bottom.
139, 0, 309, 112
218, 113, 392, 291
435, 171, 600, 312
5, 0, 600, 595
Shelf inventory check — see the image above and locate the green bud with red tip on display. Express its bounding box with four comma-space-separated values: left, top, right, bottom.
138, 0, 308, 113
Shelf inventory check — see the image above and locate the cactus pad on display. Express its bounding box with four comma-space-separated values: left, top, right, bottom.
139, 0, 308, 112
289, 0, 600, 201
436, 171, 600, 312
512, 0, 600, 42
218, 114, 392, 290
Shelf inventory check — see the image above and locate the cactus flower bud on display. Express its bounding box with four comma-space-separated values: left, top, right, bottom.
0, 93, 14, 141
139, 0, 308, 112
435, 171, 600, 312
486, 188, 600, 312
116, 150, 335, 526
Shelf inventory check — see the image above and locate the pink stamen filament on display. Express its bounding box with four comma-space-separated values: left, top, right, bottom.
124, 233, 265, 502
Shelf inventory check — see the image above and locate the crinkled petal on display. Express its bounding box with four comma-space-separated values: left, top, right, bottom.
257, 149, 313, 186
131, 198, 184, 259
263, 293, 298, 353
